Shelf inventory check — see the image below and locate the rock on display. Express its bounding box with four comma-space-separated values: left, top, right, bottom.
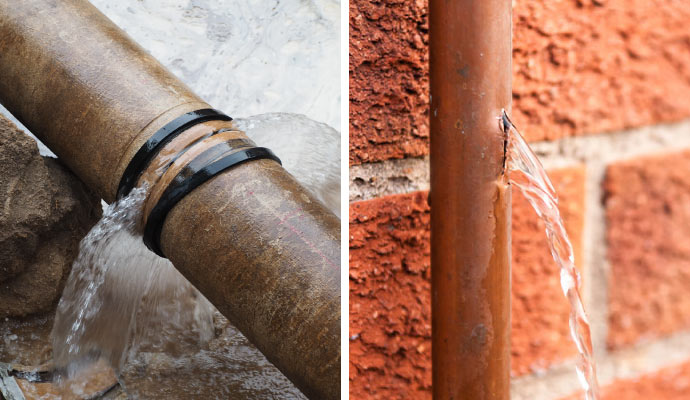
0, 114, 102, 318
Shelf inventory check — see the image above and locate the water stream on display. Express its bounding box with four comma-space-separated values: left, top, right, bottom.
50, 186, 216, 378
503, 111, 600, 400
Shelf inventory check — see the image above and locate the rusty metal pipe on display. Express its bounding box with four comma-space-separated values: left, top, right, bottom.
429, 0, 512, 398
0, 1, 340, 399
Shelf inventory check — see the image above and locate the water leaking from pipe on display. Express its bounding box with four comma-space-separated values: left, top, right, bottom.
0, 1, 340, 398
44, 113, 339, 399
503, 111, 600, 400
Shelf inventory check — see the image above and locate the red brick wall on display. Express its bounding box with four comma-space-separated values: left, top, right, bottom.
350, 0, 690, 165
349, 0, 429, 165
350, 0, 690, 398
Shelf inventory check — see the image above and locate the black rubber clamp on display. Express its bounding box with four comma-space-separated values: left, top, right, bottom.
143, 146, 281, 257
117, 108, 232, 199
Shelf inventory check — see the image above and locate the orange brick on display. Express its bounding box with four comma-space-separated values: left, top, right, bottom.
606, 151, 690, 349
511, 0, 690, 142
349, 0, 429, 166
349, 192, 432, 400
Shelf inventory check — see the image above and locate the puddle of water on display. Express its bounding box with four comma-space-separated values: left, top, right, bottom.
0, 314, 53, 368
120, 312, 304, 399
13, 359, 118, 400
503, 111, 600, 400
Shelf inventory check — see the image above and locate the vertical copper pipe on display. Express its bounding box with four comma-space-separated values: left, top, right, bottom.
0, 1, 339, 399
429, 0, 512, 399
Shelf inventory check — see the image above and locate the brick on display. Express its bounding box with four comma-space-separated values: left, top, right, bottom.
348, 167, 586, 397
512, 0, 690, 142
349, 0, 429, 166
349, 191, 432, 399
562, 360, 690, 400
511, 166, 586, 375
349, 0, 690, 164
606, 151, 690, 349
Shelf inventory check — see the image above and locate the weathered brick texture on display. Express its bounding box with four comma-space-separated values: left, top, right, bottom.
349, 167, 586, 396
349, 191, 432, 399
349, 0, 429, 166
349, 0, 690, 165
512, 0, 690, 142
606, 151, 690, 349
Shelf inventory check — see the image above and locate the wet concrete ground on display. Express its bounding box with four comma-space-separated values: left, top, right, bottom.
1, 312, 304, 399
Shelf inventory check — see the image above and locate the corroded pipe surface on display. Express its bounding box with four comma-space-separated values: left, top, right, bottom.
429, 0, 512, 398
0, 0, 206, 203
161, 160, 340, 400
0, 1, 340, 399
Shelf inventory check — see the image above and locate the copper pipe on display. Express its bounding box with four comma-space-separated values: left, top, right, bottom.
429, 0, 512, 398
0, 1, 340, 399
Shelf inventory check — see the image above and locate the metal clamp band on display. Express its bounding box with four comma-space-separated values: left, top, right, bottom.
117, 108, 232, 199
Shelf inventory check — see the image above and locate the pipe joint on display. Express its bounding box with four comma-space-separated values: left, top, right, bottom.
119, 108, 282, 257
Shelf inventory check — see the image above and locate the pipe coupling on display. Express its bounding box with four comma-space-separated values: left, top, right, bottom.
117, 109, 281, 257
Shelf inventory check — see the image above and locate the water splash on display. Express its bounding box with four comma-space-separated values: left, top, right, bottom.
502, 111, 600, 399
51, 187, 215, 379
50, 186, 304, 399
